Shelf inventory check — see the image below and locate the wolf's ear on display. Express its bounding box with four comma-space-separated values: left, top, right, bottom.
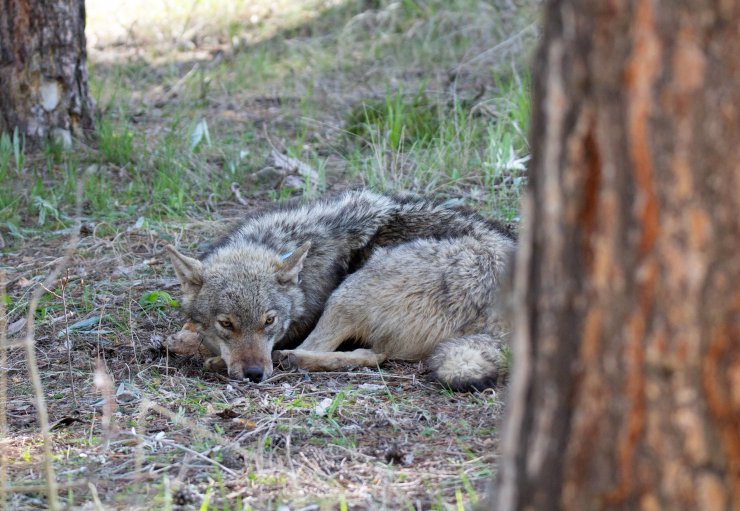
276, 241, 311, 285
166, 245, 204, 298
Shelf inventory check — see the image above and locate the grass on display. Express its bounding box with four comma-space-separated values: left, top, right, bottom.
1, 0, 538, 509
0, 0, 536, 237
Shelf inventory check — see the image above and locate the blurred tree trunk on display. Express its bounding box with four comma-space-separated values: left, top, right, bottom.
493, 0, 739, 510
0, 0, 94, 146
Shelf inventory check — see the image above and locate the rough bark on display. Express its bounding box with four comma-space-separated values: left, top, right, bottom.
0, 0, 94, 145
494, 0, 739, 510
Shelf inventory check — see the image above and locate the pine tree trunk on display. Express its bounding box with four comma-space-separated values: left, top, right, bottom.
0, 0, 94, 146
494, 0, 739, 510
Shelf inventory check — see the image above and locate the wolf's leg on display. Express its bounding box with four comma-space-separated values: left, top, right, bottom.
272, 319, 367, 371
274, 262, 375, 371
294, 324, 351, 352
293, 287, 368, 352
273, 348, 386, 372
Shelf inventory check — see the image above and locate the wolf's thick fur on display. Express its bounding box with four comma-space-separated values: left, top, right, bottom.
166, 190, 514, 389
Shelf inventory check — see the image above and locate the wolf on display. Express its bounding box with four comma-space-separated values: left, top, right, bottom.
166, 189, 515, 390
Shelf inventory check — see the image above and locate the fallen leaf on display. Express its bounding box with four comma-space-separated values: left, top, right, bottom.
7, 318, 26, 336
270, 149, 319, 183
56, 315, 102, 338
190, 119, 211, 152
16, 277, 33, 288
216, 408, 239, 419
49, 414, 87, 431
116, 382, 141, 403
358, 383, 384, 392
281, 174, 306, 190
232, 418, 257, 429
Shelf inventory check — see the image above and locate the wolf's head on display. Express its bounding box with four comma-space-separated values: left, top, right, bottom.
166, 242, 310, 382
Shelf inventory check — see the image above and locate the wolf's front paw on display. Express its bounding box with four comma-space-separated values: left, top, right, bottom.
204, 356, 227, 372
272, 350, 298, 370
166, 322, 211, 358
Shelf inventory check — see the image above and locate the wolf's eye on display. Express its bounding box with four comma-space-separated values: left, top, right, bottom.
218, 320, 234, 330
264, 316, 275, 326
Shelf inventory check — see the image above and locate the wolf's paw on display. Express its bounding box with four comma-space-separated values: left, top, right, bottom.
165, 322, 211, 358
204, 356, 227, 372
272, 350, 298, 370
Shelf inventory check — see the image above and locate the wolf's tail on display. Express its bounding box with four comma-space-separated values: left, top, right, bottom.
425, 332, 509, 391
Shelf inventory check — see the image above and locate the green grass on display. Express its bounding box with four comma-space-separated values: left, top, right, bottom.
341, 75, 530, 220
97, 116, 136, 167
0, 0, 535, 243
345, 84, 443, 150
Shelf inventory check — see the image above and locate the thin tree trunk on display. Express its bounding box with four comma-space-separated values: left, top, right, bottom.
495, 0, 739, 510
0, 0, 94, 145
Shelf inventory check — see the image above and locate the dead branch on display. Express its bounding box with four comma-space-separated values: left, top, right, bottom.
20, 178, 83, 510
1, 270, 8, 509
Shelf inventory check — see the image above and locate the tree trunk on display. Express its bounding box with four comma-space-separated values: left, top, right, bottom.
494, 0, 739, 510
0, 0, 94, 146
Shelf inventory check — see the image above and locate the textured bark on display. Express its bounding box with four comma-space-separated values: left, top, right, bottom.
495, 0, 739, 510
0, 0, 94, 145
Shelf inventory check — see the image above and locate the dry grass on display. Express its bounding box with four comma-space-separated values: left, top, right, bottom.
0, 0, 539, 508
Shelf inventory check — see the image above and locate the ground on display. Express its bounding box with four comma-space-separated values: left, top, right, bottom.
0, 1, 538, 509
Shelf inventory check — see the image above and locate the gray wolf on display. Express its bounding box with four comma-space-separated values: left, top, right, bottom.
166, 189, 515, 390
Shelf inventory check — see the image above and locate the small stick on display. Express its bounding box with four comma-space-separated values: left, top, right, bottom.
0, 270, 8, 509
129, 434, 238, 477
4, 479, 90, 493
87, 482, 105, 511
21, 178, 83, 510
60, 270, 78, 406
133, 399, 151, 483
93, 358, 116, 450
261, 370, 419, 384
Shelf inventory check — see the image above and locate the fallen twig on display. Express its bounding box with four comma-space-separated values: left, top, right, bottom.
0, 271, 8, 509
20, 178, 83, 511
129, 432, 238, 477
60, 271, 78, 406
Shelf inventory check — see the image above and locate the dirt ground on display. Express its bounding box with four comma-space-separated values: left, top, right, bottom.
2, 223, 503, 510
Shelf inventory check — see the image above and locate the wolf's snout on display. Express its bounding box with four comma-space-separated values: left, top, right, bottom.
242, 366, 264, 382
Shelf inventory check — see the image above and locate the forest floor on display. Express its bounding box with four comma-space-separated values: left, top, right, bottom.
0, 1, 539, 509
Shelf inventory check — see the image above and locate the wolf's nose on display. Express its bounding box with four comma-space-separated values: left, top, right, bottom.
243, 366, 264, 382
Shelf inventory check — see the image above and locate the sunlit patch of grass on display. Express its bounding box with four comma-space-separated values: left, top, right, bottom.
345, 85, 442, 150
97, 116, 136, 168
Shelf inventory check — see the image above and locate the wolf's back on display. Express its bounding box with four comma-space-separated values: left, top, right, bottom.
207, 189, 513, 262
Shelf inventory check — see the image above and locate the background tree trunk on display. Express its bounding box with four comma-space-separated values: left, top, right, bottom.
0, 0, 94, 146
494, 0, 739, 510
